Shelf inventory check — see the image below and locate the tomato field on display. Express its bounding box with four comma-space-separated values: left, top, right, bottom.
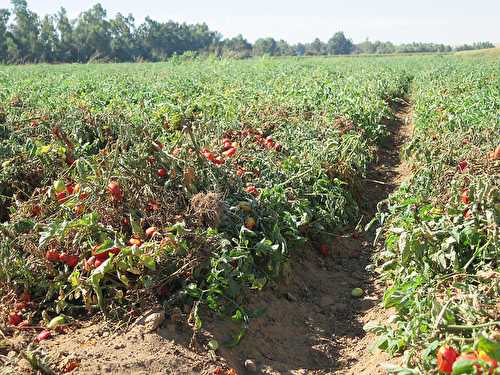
0, 53, 498, 374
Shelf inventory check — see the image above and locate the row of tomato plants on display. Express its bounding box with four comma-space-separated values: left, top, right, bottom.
368, 58, 500, 374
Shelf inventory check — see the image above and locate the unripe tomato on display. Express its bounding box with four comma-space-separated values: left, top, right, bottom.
477, 351, 498, 372
244, 217, 256, 230
53, 180, 65, 193
238, 201, 252, 213
437, 345, 458, 374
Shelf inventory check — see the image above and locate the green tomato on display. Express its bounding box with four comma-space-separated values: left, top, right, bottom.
53, 180, 65, 193
351, 288, 364, 298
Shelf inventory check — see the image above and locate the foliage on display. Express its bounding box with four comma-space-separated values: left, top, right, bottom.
369, 57, 500, 373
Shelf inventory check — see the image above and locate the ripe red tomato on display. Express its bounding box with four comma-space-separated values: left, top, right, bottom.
107, 181, 122, 199
320, 244, 329, 257
46, 250, 61, 262
223, 141, 232, 150
21, 290, 31, 303
56, 191, 67, 203
8, 312, 23, 326
222, 138, 231, 144
59, 252, 69, 263
94, 258, 103, 267
66, 184, 74, 195
461, 189, 470, 204
94, 251, 109, 261
245, 186, 258, 196
31, 205, 42, 217
64, 255, 79, 268
436, 345, 458, 374
223, 147, 237, 157
274, 143, 282, 152
63, 360, 79, 373
109, 247, 121, 255
458, 160, 468, 172
145, 226, 157, 238
213, 157, 225, 165
157, 168, 168, 177
35, 330, 52, 343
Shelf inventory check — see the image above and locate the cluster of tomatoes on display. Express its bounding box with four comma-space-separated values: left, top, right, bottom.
46, 249, 79, 268
84, 245, 121, 270
201, 137, 240, 165
437, 345, 498, 374
53, 180, 89, 204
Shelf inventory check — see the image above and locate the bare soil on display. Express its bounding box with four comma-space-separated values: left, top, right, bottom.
3, 102, 413, 375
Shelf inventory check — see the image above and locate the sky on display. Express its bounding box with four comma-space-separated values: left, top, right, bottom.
1, 0, 499, 45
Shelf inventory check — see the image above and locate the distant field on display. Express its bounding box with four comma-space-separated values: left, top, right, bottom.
456, 46, 500, 57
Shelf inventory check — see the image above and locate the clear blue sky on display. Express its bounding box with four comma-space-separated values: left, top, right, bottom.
1, 0, 499, 45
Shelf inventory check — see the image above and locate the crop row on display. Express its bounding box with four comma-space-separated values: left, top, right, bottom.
369, 57, 500, 373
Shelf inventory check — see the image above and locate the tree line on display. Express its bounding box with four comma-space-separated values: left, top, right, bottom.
0, 0, 495, 63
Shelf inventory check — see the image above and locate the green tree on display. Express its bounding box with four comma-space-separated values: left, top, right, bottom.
0, 9, 10, 61
9, 0, 40, 62
39, 15, 57, 62
55, 8, 75, 62
306, 38, 326, 55
110, 13, 136, 61
327, 31, 353, 55
253, 37, 277, 56
222, 34, 252, 58
73, 3, 111, 61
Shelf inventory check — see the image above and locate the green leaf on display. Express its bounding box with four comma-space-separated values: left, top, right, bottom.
477, 335, 500, 361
